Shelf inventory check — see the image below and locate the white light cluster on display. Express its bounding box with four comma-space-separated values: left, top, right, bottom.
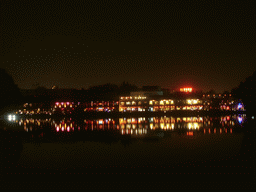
8, 115, 15, 121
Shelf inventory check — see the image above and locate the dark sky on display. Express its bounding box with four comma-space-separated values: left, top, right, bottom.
1, 0, 255, 93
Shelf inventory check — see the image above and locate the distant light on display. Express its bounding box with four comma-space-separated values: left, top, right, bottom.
180, 87, 192, 92
238, 117, 242, 124
8, 115, 15, 121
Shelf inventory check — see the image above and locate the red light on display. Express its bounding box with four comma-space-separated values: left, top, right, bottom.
187, 132, 193, 136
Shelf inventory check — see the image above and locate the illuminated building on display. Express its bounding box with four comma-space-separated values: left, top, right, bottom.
82, 100, 119, 112
119, 95, 204, 112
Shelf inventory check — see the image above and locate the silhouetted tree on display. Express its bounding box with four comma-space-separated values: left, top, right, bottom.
0, 68, 23, 114
88, 83, 119, 100
206, 89, 216, 95
119, 81, 138, 95
231, 70, 256, 115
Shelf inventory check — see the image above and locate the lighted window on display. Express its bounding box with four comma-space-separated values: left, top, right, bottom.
121, 102, 124, 105
160, 100, 164, 105
138, 101, 142, 105
126, 102, 131, 105
149, 100, 153, 105
166, 100, 169, 104
132, 101, 136, 105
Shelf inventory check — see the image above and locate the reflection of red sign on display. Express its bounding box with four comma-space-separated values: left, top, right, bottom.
187, 132, 193, 136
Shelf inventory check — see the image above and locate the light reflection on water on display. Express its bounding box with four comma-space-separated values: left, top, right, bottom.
14, 115, 245, 137
2, 115, 247, 169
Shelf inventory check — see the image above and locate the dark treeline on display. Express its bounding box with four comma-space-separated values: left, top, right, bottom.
0, 68, 23, 115
231, 70, 256, 115
20, 81, 139, 106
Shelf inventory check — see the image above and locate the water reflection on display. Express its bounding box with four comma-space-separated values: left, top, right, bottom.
13, 115, 246, 140
1, 114, 248, 170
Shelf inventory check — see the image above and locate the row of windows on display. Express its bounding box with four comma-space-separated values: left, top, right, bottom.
120, 96, 147, 100
119, 99, 202, 105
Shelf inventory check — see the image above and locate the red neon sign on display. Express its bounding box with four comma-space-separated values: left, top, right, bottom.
180, 87, 192, 92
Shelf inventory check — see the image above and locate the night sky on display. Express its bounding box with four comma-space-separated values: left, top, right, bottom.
1, 0, 255, 93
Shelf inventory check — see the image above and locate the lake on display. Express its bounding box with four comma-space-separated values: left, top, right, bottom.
0, 114, 254, 185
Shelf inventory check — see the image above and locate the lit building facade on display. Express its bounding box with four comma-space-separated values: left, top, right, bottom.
119, 96, 148, 112
52, 101, 79, 115
82, 100, 119, 112
119, 96, 204, 112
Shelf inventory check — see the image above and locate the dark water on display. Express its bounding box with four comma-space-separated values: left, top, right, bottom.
0, 114, 255, 186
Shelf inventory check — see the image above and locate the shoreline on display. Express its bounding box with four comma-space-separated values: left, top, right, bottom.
13, 110, 246, 119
